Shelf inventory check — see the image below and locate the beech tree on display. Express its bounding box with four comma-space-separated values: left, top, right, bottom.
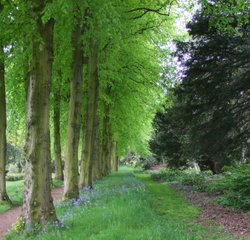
64, 9, 85, 199
0, 26, 10, 203
1, 0, 180, 230
0, 2, 11, 203
21, 0, 57, 227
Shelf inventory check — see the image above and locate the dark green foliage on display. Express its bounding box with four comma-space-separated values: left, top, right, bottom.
208, 165, 250, 210
151, 1, 250, 169
150, 109, 187, 168
137, 156, 158, 170
151, 168, 183, 182
174, 5, 250, 165
151, 168, 208, 190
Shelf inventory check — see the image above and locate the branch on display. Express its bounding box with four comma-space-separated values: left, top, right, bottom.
127, 0, 175, 20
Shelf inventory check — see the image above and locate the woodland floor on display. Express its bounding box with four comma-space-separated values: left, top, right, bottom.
173, 184, 250, 239
0, 186, 64, 239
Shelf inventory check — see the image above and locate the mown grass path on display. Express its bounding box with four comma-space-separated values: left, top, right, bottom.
135, 173, 238, 240
5, 168, 237, 240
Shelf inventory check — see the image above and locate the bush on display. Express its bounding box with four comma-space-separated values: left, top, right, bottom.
6, 173, 24, 181
139, 156, 158, 170
179, 173, 206, 191
151, 168, 210, 191
206, 165, 250, 210
219, 165, 250, 210
151, 169, 183, 182
206, 177, 230, 195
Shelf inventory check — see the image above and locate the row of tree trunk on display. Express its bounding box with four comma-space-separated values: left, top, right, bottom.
22, 5, 119, 229
0, 1, 119, 231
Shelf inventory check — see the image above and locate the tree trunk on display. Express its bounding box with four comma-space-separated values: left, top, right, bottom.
54, 84, 63, 181
110, 141, 117, 172
0, 44, 10, 203
22, 14, 56, 228
91, 117, 101, 181
64, 21, 84, 199
115, 156, 119, 172
102, 105, 112, 176
79, 41, 98, 188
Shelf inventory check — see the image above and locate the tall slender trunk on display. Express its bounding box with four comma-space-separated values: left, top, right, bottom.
115, 156, 119, 171
22, 12, 56, 228
0, 44, 10, 202
79, 41, 98, 188
92, 117, 101, 181
102, 104, 112, 176
110, 141, 117, 172
64, 21, 84, 199
54, 83, 63, 181
89, 50, 100, 182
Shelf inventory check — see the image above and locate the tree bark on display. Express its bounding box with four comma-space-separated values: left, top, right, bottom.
91, 117, 101, 181
102, 104, 112, 176
64, 21, 84, 199
79, 41, 99, 188
0, 44, 10, 203
110, 141, 117, 172
22, 11, 56, 228
54, 83, 63, 181
115, 156, 119, 171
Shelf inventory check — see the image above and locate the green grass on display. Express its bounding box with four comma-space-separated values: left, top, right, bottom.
135, 173, 237, 240
0, 179, 63, 214
5, 167, 241, 240
0, 180, 24, 213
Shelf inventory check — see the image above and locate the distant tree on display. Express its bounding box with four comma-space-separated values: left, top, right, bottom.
175, 4, 250, 165
151, 2, 250, 169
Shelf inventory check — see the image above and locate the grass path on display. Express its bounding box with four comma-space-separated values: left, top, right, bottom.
135, 173, 236, 240
5, 168, 237, 240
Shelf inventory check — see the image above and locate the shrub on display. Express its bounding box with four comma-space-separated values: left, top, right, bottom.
179, 173, 206, 191
206, 176, 230, 195
139, 156, 158, 170
206, 165, 250, 210
220, 165, 250, 210
151, 168, 210, 191
151, 169, 183, 182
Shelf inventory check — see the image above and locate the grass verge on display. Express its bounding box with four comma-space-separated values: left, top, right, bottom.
6, 168, 195, 240
0, 179, 63, 214
5, 168, 239, 240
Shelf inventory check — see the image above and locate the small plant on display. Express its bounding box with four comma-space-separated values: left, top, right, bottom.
11, 217, 25, 234
180, 173, 206, 191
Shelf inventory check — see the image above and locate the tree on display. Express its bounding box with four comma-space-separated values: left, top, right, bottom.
0, 21, 10, 202
64, 10, 85, 199
53, 77, 63, 181
0, 0, 180, 230
79, 39, 99, 188
22, 0, 57, 228
200, 0, 249, 33
151, 1, 250, 170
